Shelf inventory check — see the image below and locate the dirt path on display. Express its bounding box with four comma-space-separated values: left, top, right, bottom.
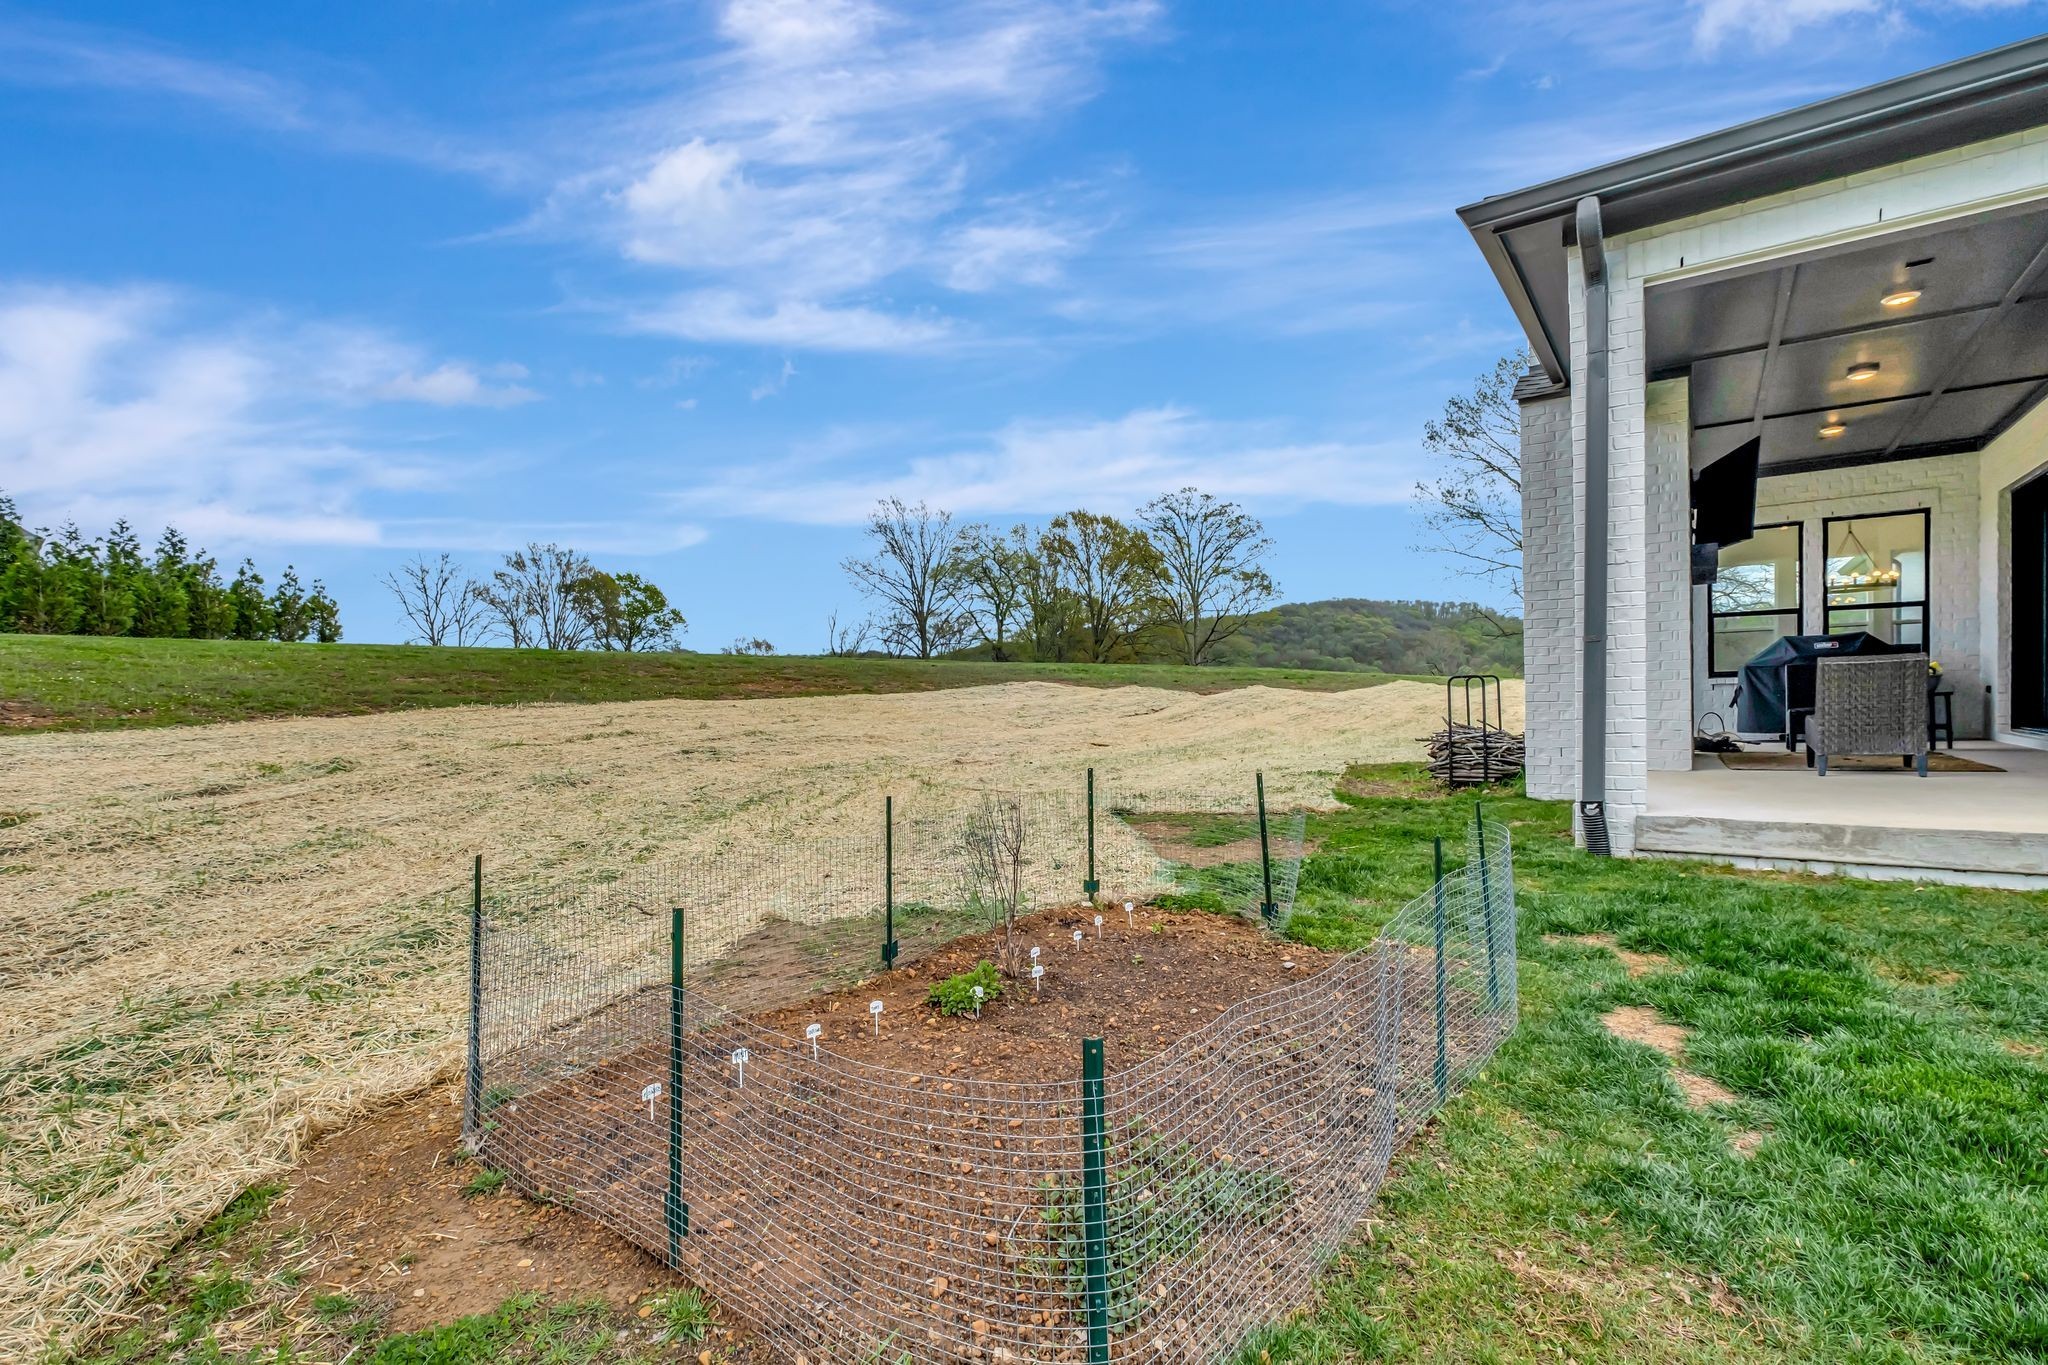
0, 677, 1519, 1354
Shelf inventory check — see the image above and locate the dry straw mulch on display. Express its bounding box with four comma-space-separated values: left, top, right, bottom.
0, 677, 1520, 1355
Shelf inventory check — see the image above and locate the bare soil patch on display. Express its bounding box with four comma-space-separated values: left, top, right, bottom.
1600, 1006, 1736, 1109
1549, 933, 1673, 979
751, 902, 1338, 1081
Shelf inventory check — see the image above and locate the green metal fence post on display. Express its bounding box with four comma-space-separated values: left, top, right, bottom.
882, 795, 899, 968
1080, 1037, 1110, 1364
666, 907, 689, 1265
463, 853, 483, 1148
1432, 837, 1449, 1106
1474, 803, 1501, 1009
1256, 771, 1278, 922
1083, 768, 1100, 898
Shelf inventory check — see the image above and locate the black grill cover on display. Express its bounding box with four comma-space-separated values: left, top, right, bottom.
1735, 632, 1906, 735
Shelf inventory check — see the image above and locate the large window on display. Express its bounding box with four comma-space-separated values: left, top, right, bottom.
1824, 510, 1929, 648
1709, 522, 1802, 676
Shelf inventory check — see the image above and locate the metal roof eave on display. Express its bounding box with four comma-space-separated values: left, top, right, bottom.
1457, 35, 2048, 384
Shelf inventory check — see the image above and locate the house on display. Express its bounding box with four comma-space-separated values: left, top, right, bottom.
1458, 36, 2048, 887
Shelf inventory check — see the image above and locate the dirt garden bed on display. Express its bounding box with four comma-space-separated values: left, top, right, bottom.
480, 889, 1507, 1365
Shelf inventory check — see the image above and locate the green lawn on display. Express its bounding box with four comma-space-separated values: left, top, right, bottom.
0, 635, 1416, 733
60, 769, 2048, 1363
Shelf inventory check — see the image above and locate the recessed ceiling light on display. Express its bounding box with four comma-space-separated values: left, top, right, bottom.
1819, 422, 1848, 438
1846, 361, 1881, 381
1881, 288, 1922, 308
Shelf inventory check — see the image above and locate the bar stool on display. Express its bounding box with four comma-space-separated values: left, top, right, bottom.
1928, 688, 1955, 750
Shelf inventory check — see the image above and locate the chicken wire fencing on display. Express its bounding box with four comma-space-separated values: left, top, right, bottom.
464, 777, 1515, 1365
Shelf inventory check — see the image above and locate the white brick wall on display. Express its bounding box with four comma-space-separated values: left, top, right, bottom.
1520, 393, 1576, 797
1645, 380, 1694, 772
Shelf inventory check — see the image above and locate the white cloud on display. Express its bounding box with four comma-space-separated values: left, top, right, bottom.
0, 282, 539, 547
627, 290, 954, 352
549, 0, 1158, 349
375, 361, 539, 408
678, 407, 1415, 524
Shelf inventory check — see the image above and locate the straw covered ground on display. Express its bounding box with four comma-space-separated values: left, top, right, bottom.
0, 676, 1521, 1356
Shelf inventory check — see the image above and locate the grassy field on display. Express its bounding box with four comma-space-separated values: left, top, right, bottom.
66, 767, 2048, 1364
0, 634, 1415, 732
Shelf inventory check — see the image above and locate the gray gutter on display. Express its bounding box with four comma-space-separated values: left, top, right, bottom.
1576, 196, 1612, 857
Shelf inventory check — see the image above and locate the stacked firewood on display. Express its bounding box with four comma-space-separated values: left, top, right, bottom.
1426, 724, 1526, 786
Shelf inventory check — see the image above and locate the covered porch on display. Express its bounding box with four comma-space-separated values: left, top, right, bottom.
1458, 39, 2048, 885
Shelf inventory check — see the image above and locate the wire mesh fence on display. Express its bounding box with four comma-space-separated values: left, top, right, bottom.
467, 775, 1514, 1364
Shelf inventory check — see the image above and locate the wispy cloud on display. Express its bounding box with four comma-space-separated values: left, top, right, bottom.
540, 0, 1159, 351
625, 291, 956, 352
749, 358, 797, 401
0, 13, 525, 180
678, 406, 1415, 525
0, 282, 538, 546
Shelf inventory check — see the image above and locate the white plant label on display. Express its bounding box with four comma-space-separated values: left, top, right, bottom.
870, 999, 885, 1035
1094, 914, 1104, 938
1030, 946, 1041, 965
1031, 964, 1044, 992
1124, 900, 1135, 927
640, 1081, 662, 1119
1072, 930, 1084, 949
971, 984, 984, 1018
805, 1022, 823, 1060
731, 1047, 749, 1087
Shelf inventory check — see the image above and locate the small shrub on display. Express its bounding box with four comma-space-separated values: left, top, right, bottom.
927, 960, 1003, 1016
1153, 889, 1227, 913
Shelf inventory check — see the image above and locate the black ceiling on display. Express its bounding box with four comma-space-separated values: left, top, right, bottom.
1649, 203, 2048, 476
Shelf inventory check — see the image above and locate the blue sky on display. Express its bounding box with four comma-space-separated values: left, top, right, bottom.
2, 1, 2042, 648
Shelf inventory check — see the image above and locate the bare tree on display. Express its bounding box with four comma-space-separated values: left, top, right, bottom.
841, 498, 969, 659
959, 794, 1028, 976
824, 609, 872, 657
473, 543, 594, 650
381, 552, 484, 646
1415, 351, 1530, 604
1043, 510, 1162, 663
1140, 489, 1277, 665
949, 524, 1035, 661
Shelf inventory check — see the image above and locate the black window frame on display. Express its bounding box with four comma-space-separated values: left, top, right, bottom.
1821, 507, 1932, 649
1708, 520, 1805, 678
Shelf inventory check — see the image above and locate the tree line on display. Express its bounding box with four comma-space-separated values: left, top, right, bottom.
836, 488, 1277, 665
0, 495, 340, 642
382, 546, 686, 652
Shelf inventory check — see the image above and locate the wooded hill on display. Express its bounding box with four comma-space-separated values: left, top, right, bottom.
1208, 598, 1522, 677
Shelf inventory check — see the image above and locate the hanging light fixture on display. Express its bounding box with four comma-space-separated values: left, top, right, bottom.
1846, 361, 1881, 381
1880, 287, 1922, 308
1818, 421, 1847, 438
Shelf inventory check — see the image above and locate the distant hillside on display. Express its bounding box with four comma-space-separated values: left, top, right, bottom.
1209, 598, 1522, 677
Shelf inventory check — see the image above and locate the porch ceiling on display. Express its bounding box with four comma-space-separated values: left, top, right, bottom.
1650, 202, 2048, 476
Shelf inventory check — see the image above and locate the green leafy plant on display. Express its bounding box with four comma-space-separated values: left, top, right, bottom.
927, 960, 1003, 1016
651, 1287, 713, 1343
459, 1167, 506, 1199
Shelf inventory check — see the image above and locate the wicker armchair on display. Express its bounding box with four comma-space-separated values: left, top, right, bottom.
1804, 654, 1930, 776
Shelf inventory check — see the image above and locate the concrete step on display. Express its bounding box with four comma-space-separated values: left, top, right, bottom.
1634, 812, 2048, 887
